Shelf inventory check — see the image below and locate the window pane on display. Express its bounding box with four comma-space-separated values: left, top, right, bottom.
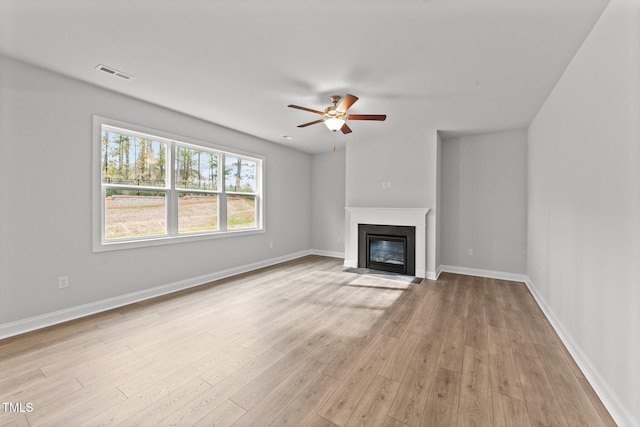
227, 195, 256, 229
176, 147, 219, 191
105, 189, 166, 239
225, 156, 256, 193
178, 193, 219, 233
101, 130, 167, 187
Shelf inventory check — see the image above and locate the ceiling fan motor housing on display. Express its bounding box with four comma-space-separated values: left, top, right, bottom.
325, 95, 341, 116
324, 106, 338, 117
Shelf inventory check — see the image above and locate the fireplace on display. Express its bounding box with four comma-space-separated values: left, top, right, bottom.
345, 207, 430, 278
358, 224, 416, 275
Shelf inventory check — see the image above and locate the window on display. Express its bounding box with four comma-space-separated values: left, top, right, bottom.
176, 145, 220, 234
93, 117, 263, 251
224, 155, 258, 230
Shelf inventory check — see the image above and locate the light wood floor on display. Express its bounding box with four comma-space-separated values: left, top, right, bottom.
0, 255, 616, 426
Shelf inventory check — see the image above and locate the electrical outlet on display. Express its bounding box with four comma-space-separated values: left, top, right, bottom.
269, 241, 274, 249
58, 276, 69, 289
467, 249, 473, 256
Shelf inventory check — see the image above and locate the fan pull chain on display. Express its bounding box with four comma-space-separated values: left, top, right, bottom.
332, 130, 336, 152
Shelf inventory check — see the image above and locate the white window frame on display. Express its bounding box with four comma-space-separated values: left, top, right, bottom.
92, 116, 265, 252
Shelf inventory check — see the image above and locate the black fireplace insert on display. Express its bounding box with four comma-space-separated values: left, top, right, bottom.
358, 224, 416, 275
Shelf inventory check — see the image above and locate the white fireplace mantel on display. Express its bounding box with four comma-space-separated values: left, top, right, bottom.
344, 207, 430, 278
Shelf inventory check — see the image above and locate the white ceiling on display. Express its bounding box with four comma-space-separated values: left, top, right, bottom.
0, 0, 610, 153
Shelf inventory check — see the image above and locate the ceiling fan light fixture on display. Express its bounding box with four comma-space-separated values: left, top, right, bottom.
324, 117, 345, 131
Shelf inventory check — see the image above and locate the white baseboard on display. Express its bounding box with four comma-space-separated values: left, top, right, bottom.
0, 250, 312, 340
310, 249, 344, 259
425, 270, 438, 280
524, 277, 636, 427
439, 264, 528, 283
427, 265, 443, 281
343, 259, 357, 269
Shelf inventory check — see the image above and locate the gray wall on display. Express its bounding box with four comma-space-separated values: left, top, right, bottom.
441, 130, 527, 274
311, 150, 346, 256
345, 133, 436, 208
0, 55, 312, 327
527, 0, 640, 424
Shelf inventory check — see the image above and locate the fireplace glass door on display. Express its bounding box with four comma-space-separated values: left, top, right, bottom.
368, 236, 406, 273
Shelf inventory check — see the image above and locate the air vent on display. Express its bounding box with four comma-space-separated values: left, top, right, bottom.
95, 64, 133, 81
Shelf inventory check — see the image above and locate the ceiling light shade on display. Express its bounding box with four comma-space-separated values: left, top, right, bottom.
324, 117, 345, 131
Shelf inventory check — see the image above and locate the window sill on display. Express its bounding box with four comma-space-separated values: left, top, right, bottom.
93, 227, 265, 252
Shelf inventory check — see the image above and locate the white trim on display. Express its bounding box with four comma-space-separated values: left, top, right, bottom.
439, 264, 528, 283
435, 265, 443, 280
426, 267, 440, 281
310, 249, 344, 259
524, 277, 636, 427
97, 228, 266, 252
343, 259, 357, 269
345, 207, 432, 216
0, 250, 311, 340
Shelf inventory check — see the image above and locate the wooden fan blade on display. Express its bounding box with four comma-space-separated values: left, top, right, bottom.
340, 123, 353, 134
337, 94, 358, 113
297, 119, 324, 128
288, 104, 324, 115
347, 114, 387, 121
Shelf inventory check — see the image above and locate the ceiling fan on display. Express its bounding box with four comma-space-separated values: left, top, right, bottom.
288, 94, 386, 134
